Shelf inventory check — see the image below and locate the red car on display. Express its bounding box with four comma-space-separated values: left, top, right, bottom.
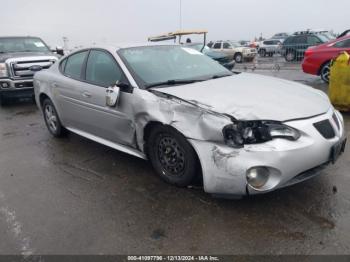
302, 35, 350, 83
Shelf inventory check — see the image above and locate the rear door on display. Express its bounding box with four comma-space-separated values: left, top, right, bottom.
53, 50, 89, 129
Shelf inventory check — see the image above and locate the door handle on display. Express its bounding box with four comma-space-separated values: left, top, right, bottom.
52, 82, 59, 88
82, 91, 92, 98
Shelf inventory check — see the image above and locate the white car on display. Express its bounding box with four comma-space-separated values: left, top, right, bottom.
34, 43, 347, 197
209, 40, 257, 63
258, 39, 283, 57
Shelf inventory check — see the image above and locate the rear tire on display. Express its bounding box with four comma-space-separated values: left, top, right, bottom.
42, 98, 67, 137
259, 49, 266, 57
147, 125, 200, 187
320, 62, 331, 84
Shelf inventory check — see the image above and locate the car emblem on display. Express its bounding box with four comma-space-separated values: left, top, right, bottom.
29, 65, 43, 72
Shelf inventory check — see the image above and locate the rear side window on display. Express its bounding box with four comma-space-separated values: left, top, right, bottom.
213, 42, 221, 49
85, 50, 123, 87
64, 51, 88, 79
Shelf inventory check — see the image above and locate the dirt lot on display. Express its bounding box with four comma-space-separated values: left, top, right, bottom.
0, 64, 349, 255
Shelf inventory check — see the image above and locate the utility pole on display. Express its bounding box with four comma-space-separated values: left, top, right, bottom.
179, 0, 182, 30
62, 37, 69, 51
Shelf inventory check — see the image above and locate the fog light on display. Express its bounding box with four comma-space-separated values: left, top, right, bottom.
247, 167, 270, 189
1, 82, 9, 88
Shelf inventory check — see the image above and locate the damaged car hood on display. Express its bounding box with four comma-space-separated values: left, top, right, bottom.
153, 73, 331, 121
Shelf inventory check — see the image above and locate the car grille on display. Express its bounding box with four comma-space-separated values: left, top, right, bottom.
313, 119, 335, 139
11, 59, 55, 79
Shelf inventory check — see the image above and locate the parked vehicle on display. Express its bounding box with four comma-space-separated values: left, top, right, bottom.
281, 33, 329, 62
295, 29, 335, 41
186, 43, 235, 70
271, 33, 289, 40
258, 39, 282, 57
34, 44, 346, 197
209, 40, 257, 63
302, 35, 350, 83
0, 36, 59, 105
338, 30, 350, 39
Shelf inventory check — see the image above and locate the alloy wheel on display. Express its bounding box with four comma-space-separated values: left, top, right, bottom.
44, 104, 58, 133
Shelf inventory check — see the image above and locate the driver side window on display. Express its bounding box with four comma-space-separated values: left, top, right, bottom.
85, 50, 123, 87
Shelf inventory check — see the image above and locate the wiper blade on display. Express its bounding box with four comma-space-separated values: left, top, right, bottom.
145, 79, 203, 89
211, 74, 233, 79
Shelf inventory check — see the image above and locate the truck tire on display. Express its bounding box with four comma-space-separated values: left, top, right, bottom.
234, 53, 243, 63
147, 125, 200, 187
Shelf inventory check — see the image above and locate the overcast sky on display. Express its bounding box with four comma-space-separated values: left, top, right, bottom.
1, 0, 349, 48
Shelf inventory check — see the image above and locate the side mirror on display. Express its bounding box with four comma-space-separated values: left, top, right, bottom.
106, 84, 120, 107
56, 46, 64, 56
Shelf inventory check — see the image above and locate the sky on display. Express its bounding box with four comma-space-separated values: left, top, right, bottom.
1, 0, 349, 48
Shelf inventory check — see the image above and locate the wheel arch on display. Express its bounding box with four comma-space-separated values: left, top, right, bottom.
142, 121, 203, 184
317, 60, 331, 76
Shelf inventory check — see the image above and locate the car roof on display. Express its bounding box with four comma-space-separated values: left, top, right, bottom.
0, 36, 43, 39
66, 42, 179, 54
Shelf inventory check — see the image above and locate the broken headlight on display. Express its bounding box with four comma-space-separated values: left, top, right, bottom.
223, 121, 300, 148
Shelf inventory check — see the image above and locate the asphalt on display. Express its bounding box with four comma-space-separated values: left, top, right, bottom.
0, 60, 349, 255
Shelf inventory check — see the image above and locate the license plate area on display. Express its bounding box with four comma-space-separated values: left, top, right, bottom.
330, 139, 347, 164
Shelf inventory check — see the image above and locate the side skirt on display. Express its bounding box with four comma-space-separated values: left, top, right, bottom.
66, 127, 147, 160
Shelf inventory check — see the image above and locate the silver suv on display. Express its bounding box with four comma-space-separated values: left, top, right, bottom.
0, 36, 58, 105
208, 40, 257, 63
258, 39, 282, 57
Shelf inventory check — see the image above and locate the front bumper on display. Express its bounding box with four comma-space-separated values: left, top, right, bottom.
0, 78, 34, 98
189, 108, 346, 196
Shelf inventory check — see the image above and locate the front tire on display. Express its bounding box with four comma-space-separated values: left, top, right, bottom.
147, 125, 199, 187
320, 62, 331, 83
285, 51, 296, 62
42, 98, 67, 137
234, 53, 243, 63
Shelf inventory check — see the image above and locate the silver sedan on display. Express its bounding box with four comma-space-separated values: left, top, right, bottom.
34, 44, 346, 197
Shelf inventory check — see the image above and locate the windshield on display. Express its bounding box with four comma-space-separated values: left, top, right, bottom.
319, 33, 335, 41
0, 37, 50, 53
317, 34, 331, 42
118, 45, 232, 88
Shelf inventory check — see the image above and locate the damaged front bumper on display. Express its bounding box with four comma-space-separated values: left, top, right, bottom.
189, 108, 346, 196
